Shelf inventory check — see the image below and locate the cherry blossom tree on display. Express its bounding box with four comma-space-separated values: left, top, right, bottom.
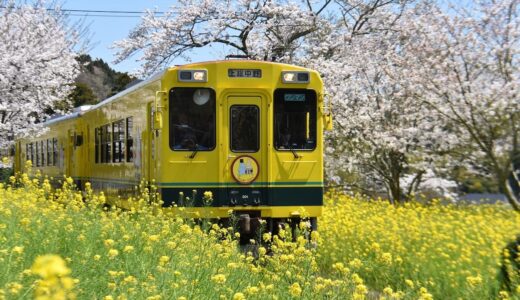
305, 0, 518, 206
300, 0, 454, 203
0, 1, 79, 148
399, 0, 520, 210
113, 0, 333, 76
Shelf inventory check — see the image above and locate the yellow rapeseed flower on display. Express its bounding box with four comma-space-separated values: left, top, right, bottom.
245, 286, 259, 295
383, 287, 393, 295
466, 275, 482, 286
405, 279, 414, 288
211, 274, 226, 284
12, 246, 24, 255
31, 255, 70, 278
108, 249, 119, 259
104, 239, 115, 247
7, 282, 22, 295
380, 252, 392, 265
159, 256, 170, 266
232, 292, 246, 300
289, 282, 302, 297
148, 235, 160, 242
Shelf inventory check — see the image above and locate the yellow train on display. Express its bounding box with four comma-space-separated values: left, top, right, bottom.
14, 60, 332, 240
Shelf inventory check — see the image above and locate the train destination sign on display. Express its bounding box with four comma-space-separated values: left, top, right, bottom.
284, 94, 306, 102
228, 69, 262, 78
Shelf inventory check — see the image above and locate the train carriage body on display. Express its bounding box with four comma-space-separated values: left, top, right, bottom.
15, 60, 331, 237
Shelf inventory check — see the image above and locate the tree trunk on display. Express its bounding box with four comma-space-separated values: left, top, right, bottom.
503, 170, 520, 212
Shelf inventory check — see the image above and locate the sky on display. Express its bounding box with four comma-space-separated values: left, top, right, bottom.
63, 0, 222, 75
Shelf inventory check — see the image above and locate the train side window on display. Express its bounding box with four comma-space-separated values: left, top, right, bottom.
30, 143, 34, 164
95, 128, 100, 163
112, 120, 125, 163
47, 139, 52, 166
126, 117, 133, 162
101, 124, 112, 163
274, 89, 317, 151
169, 88, 216, 151
101, 127, 106, 163
25, 144, 30, 162
41, 141, 45, 167
52, 138, 58, 166
35, 141, 40, 166
107, 125, 112, 163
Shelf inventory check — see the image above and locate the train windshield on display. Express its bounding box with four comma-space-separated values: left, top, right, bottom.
169, 88, 216, 151
274, 89, 317, 151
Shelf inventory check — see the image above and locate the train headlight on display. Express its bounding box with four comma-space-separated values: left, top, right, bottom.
281, 71, 310, 83
193, 71, 206, 81
178, 70, 208, 82
283, 72, 295, 82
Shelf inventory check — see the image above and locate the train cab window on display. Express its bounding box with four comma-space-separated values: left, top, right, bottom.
274, 89, 317, 151
230, 105, 259, 152
126, 117, 133, 162
112, 120, 125, 163
169, 88, 216, 151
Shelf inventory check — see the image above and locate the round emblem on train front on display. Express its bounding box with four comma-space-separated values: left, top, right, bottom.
231, 155, 259, 185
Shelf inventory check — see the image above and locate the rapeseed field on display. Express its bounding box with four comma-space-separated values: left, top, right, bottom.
0, 172, 519, 299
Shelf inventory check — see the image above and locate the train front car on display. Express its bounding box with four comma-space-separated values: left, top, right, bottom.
155, 61, 328, 242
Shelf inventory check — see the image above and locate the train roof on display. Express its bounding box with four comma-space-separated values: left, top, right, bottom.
42, 60, 314, 126
175, 59, 312, 70
43, 69, 166, 126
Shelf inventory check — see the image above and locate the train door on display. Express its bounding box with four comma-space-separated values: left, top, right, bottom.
66, 129, 83, 184
225, 96, 268, 206
66, 130, 74, 176
145, 102, 158, 182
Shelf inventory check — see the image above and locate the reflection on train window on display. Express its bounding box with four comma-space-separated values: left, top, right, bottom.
169, 88, 216, 151
230, 105, 259, 152
274, 89, 317, 151
126, 117, 134, 162
52, 138, 58, 166
29, 143, 34, 164
112, 119, 125, 163
95, 128, 100, 163
35, 141, 40, 166
25, 143, 30, 162
101, 124, 112, 163
46, 139, 52, 166
40, 141, 45, 166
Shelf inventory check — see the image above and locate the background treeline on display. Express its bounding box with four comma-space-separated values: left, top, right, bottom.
55, 54, 137, 111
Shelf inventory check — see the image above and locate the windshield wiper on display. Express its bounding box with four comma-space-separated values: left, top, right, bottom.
288, 143, 300, 159
189, 145, 199, 159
